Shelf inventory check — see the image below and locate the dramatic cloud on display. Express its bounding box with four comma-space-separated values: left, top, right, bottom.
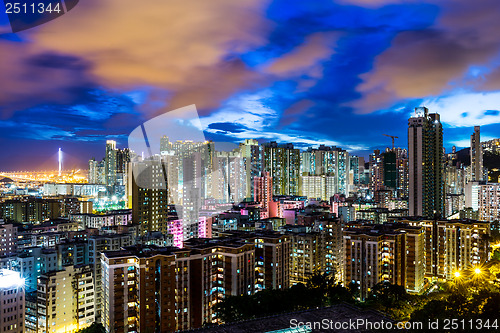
0, 44, 95, 116
351, 0, 500, 113
2, 0, 500, 170
27, 0, 273, 112
264, 32, 337, 76
336, 0, 414, 7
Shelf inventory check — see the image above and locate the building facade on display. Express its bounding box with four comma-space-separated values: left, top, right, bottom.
263, 142, 301, 196
470, 126, 483, 181
0, 269, 25, 333
254, 172, 273, 219
343, 223, 425, 300
408, 107, 444, 218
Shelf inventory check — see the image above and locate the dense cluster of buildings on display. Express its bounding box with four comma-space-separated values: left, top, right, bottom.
0, 107, 499, 332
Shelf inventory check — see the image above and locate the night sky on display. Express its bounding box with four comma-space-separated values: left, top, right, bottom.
1, 0, 500, 171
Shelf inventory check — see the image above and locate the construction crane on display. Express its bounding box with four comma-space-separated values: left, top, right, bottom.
383, 134, 398, 150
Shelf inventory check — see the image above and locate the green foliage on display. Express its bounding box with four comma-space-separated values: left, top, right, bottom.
410, 263, 500, 324
216, 263, 500, 325
491, 249, 500, 261
366, 282, 415, 320
76, 323, 106, 333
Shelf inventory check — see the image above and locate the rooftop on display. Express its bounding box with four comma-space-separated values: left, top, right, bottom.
103, 245, 184, 259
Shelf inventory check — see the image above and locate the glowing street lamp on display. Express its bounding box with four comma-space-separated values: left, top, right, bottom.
474, 268, 481, 275
454, 271, 461, 278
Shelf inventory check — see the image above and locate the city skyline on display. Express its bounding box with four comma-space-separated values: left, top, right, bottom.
3, 0, 500, 170
2, 1, 500, 332
1, 101, 499, 333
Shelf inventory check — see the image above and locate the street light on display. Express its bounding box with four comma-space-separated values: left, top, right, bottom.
474, 268, 481, 275
454, 271, 461, 278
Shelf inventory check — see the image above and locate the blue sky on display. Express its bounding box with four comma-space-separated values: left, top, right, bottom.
1, 0, 500, 170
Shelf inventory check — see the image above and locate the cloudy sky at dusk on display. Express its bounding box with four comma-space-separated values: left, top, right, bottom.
1, 0, 500, 171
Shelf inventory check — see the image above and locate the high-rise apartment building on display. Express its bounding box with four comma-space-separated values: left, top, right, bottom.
395, 149, 409, 199
101, 247, 182, 333
254, 172, 273, 219
14, 247, 58, 292
160, 135, 171, 154
408, 107, 444, 218
301, 145, 350, 196
89, 141, 130, 186
218, 230, 291, 292
131, 158, 170, 235
465, 180, 481, 212
263, 142, 300, 196
349, 156, 361, 186
116, 148, 131, 186
478, 183, 500, 221
320, 217, 344, 282
445, 164, 466, 195
444, 146, 465, 219
343, 223, 425, 300
470, 126, 483, 181
212, 151, 246, 204
36, 265, 95, 332
239, 139, 263, 200
181, 238, 255, 327
289, 231, 325, 285
369, 149, 384, 195
0, 269, 25, 333
88, 234, 133, 323
0, 223, 17, 257
105, 140, 117, 187
300, 175, 336, 201
383, 150, 397, 190
404, 219, 490, 280
88, 159, 105, 184
101, 239, 257, 333
368, 148, 408, 203
0, 198, 65, 223
253, 233, 290, 291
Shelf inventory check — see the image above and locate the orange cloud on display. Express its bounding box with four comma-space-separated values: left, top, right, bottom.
0, 41, 94, 116
350, 0, 500, 113
26, 0, 272, 112
265, 32, 337, 76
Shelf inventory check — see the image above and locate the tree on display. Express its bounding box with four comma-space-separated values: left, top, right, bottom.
367, 282, 414, 320
411, 299, 448, 322
76, 323, 106, 333
492, 249, 500, 261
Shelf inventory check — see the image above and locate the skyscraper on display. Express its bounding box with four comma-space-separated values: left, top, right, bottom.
160, 135, 171, 153
408, 107, 444, 218
395, 148, 409, 200
239, 139, 262, 200
470, 125, 483, 181
369, 149, 384, 195
131, 158, 170, 235
254, 172, 273, 219
105, 140, 117, 186
263, 142, 300, 196
300, 145, 350, 196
